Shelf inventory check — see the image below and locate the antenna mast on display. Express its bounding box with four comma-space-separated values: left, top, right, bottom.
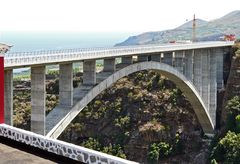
192, 14, 196, 42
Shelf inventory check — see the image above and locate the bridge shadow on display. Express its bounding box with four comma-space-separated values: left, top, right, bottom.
0, 136, 84, 164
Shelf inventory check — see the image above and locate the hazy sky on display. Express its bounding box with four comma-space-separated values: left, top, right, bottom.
0, 0, 239, 34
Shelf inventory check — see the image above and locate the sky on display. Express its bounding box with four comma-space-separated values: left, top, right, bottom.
0, 0, 239, 34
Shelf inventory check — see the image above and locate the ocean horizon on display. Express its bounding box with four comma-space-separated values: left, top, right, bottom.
1, 31, 139, 53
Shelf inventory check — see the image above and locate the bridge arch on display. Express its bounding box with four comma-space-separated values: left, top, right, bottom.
47, 61, 214, 138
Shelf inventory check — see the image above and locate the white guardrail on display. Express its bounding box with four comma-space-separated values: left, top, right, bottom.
0, 124, 138, 164
4, 41, 234, 68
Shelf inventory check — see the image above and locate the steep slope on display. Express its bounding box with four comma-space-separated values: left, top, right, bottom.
59, 71, 209, 163
116, 10, 240, 46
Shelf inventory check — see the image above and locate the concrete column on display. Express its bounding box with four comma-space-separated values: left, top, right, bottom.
184, 50, 193, 81
4, 69, 13, 125
174, 51, 184, 73
193, 49, 202, 95
103, 58, 116, 72
83, 60, 96, 85
31, 66, 46, 135
151, 54, 161, 62
162, 52, 173, 66
215, 48, 224, 90
59, 63, 73, 107
137, 55, 149, 62
121, 56, 133, 64
209, 49, 217, 127
201, 49, 210, 108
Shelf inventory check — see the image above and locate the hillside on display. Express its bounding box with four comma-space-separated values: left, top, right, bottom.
116, 10, 240, 46
59, 71, 209, 163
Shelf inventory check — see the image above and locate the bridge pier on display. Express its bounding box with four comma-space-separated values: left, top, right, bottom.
137, 55, 149, 62
121, 56, 133, 65
4, 70, 13, 125
209, 49, 217, 127
184, 50, 193, 81
162, 52, 173, 66
193, 49, 203, 95
83, 60, 96, 85
215, 48, 224, 90
103, 58, 116, 72
59, 63, 73, 107
174, 51, 184, 73
201, 49, 210, 109
151, 54, 161, 62
31, 66, 46, 135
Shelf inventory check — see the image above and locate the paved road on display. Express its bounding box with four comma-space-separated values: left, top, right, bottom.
0, 137, 81, 164
0, 142, 56, 164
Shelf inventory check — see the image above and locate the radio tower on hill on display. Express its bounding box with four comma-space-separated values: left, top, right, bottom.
192, 14, 196, 42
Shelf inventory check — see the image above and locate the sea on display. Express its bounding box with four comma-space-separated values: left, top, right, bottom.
1, 31, 137, 73
1, 31, 137, 52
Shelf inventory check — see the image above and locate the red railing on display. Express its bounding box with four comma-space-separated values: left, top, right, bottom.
0, 56, 4, 123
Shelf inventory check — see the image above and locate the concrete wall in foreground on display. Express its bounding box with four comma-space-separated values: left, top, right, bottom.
0, 124, 138, 164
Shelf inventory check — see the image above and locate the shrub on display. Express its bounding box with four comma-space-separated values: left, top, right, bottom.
148, 143, 160, 162
235, 114, 240, 133
114, 116, 130, 129
226, 96, 240, 116
210, 159, 218, 164
210, 131, 240, 163
102, 144, 126, 159
158, 142, 172, 158
81, 137, 101, 151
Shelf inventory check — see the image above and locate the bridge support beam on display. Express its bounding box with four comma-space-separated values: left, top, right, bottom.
31, 66, 46, 135
59, 63, 73, 107
174, 51, 184, 73
83, 60, 96, 85
103, 58, 115, 72
201, 49, 210, 109
215, 48, 224, 90
138, 55, 149, 62
4, 69, 13, 125
184, 50, 193, 81
193, 49, 202, 95
121, 56, 133, 65
209, 49, 217, 127
151, 54, 161, 62
163, 52, 173, 66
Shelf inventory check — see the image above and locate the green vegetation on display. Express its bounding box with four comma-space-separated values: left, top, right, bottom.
59, 70, 202, 163
210, 96, 240, 163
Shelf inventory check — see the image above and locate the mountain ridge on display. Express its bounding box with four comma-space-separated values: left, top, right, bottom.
116, 10, 240, 46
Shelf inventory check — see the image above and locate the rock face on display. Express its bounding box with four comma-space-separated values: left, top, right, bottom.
115, 10, 240, 46
59, 70, 207, 163
221, 48, 240, 124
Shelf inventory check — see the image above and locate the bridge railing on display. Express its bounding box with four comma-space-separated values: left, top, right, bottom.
0, 124, 138, 164
4, 41, 234, 68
